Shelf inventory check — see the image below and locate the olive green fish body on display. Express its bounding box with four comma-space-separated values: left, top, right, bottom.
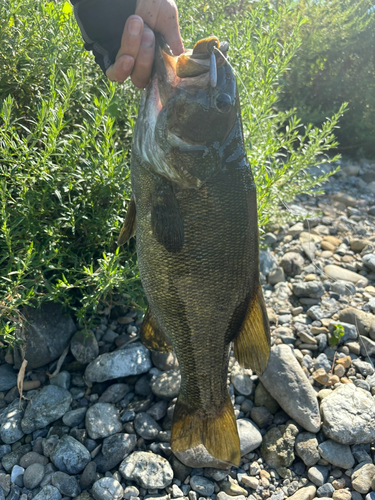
122, 37, 270, 468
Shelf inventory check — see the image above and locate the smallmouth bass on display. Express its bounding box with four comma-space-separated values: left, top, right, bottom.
119, 36, 270, 469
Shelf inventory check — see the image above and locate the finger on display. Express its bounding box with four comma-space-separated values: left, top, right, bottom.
131, 27, 155, 89
106, 55, 134, 83
135, 0, 184, 56
158, 2, 184, 56
117, 15, 144, 60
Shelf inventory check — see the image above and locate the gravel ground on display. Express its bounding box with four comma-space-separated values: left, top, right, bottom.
0, 158, 375, 500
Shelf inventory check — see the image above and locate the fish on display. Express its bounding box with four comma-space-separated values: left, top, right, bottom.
119, 36, 270, 469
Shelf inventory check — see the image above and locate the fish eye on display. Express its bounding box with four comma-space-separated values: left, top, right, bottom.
215, 93, 232, 113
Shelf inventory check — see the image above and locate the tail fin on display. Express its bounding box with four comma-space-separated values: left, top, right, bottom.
171, 394, 240, 469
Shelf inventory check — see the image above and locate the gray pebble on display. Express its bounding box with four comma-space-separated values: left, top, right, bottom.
33, 485, 62, 500
190, 476, 215, 497
147, 401, 168, 421
119, 451, 173, 489
50, 372, 71, 391
295, 433, 320, 467
94, 433, 137, 473
23, 463, 45, 489
307, 465, 329, 487
79, 461, 97, 490
19, 451, 49, 468
98, 383, 130, 404
62, 407, 87, 427
231, 372, 254, 396
0, 365, 17, 392
10, 465, 24, 485
0, 400, 25, 444
313, 354, 331, 372
84, 343, 152, 383
318, 440, 354, 469
92, 477, 123, 500
237, 419, 263, 455
85, 403, 122, 440
7, 485, 21, 500
21, 386, 72, 434
1, 444, 31, 472
151, 351, 178, 371
0, 445, 11, 460
50, 435, 90, 474
0, 472, 10, 496
70, 330, 99, 364
134, 413, 161, 440
151, 369, 181, 399
316, 483, 335, 498
51, 471, 81, 497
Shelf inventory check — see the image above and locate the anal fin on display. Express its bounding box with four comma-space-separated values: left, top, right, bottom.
117, 195, 136, 246
171, 394, 240, 469
140, 306, 173, 353
233, 284, 270, 374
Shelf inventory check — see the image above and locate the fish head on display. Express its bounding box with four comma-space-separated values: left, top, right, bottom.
133, 36, 242, 188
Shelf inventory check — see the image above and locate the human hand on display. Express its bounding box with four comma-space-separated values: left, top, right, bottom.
106, 0, 184, 88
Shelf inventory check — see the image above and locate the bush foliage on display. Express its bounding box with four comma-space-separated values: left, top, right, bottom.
279, 0, 375, 158
1, 0, 343, 342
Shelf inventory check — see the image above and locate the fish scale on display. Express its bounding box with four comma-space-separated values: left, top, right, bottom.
119, 36, 270, 469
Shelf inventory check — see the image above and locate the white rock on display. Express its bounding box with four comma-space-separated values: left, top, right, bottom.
320, 384, 375, 444
85, 342, 152, 384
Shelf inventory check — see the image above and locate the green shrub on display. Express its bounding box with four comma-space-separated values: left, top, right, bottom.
279, 0, 375, 158
1, 0, 343, 344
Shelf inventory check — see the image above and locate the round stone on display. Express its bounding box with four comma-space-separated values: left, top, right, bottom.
23, 463, 45, 489
151, 369, 181, 399
190, 476, 215, 497
21, 385, 72, 434
280, 252, 304, 277
51, 471, 81, 497
351, 463, 375, 494
320, 384, 375, 444
71, 330, 99, 364
62, 407, 87, 427
295, 433, 320, 467
92, 478, 123, 500
134, 412, 161, 440
85, 403, 122, 439
33, 485, 62, 500
119, 451, 173, 489
237, 418, 263, 455
84, 342, 152, 383
50, 435, 90, 474
317, 440, 354, 469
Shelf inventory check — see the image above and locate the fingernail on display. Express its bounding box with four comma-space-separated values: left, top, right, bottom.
122, 56, 133, 72
128, 18, 142, 37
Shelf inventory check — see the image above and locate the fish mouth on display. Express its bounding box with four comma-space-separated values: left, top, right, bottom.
154, 35, 229, 105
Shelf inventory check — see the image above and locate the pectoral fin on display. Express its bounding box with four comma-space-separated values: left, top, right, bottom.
151, 185, 184, 253
117, 196, 136, 246
140, 306, 173, 353
233, 284, 270, 374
